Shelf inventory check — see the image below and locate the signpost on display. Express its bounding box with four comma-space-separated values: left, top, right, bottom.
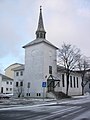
42, 82, 46, 101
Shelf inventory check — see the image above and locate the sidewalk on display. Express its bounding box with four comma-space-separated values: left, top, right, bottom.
0, 94, 89, 109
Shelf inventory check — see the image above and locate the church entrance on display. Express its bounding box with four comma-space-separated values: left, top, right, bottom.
47, 75, 60, 92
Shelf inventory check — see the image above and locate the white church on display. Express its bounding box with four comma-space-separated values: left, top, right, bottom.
12, 7, 82, 98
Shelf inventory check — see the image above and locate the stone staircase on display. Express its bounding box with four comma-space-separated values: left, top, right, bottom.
47, 91, 70, 99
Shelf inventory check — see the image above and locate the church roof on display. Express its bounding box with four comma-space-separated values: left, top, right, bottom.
36, 6, 45, 32
23, 7, 58, 49
23, 38, 58, 49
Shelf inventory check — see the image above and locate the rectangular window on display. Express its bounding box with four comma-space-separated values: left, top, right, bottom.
7, 81, 9, 84
37, 93, 38, 96
49, 66, 52, 74
20, 81, 23, 86
37, 93, 41, 96
39, 93, 41, 96
6, 88, 8, 91
77, 77, 79, 88
62, 74, 65, 87
29, 93, 30, 96
16, 72, 19, 76
10, 82, 12, 85
73, 77, 76, 88
26, 93, 28, 96
27, 82, 30, 88
70, 76, 72, 88
89, 83, 90, 89
16, 82, 18, 87
10, 88, 12, 91
20, 71, 23, 76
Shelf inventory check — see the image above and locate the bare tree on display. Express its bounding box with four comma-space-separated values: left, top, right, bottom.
77, 56, 90, 95
16, 81, 23, 98
58, 43, 81, 96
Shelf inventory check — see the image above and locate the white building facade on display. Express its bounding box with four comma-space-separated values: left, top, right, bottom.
13, 7, 82, 98
0, 74, 13, 94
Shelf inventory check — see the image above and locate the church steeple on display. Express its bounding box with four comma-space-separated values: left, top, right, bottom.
36, 6, 46, 39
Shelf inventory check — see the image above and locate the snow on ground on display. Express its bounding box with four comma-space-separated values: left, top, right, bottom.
73, 111, 90, 120
0, 94, 90, 107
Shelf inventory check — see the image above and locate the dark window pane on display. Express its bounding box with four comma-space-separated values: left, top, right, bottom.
20, 71, 23, 76
6, 88, 8, 91
70, 76, 72, 88
73, 77, 76, 88
16, 72, 19, 76
16, 82, 18, 87
77, 77, 79, 88
27, 82, 30, 88
89, 83, 90, 89
7, 81, 9, 84
49, 66, 52, 74
62, 74, 65, 87
10, 82, 12, 85
10, 88, 12, 91
20, 81, 23, 86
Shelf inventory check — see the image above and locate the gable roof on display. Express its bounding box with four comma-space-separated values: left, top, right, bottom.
0, 74, 13, 81
11, 64, 24, 71
23, 38, 58, 49
4, 63, 23, 71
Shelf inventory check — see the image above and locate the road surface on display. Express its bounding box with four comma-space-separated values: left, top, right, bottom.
0, 96, 90, 120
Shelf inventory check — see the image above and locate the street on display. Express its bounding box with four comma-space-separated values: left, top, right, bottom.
0, 96, 90, 120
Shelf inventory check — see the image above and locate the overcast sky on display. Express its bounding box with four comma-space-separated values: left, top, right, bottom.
0, 0, 90, 73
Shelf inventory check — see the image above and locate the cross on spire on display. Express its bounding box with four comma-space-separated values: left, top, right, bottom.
36, 6, 46, 39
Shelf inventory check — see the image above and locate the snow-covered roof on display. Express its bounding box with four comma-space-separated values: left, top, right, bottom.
23, 38, 58, 49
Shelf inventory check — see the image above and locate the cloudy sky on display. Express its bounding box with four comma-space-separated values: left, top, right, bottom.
0, 0, 90, 73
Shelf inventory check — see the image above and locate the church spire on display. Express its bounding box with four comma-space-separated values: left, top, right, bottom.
36, 6, 46, 39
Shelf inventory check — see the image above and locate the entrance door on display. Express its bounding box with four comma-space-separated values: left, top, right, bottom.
1, 87, 3, 93
47, 80, 54, 92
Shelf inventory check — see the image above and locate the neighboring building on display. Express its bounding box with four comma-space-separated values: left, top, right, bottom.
12, 65, 24, 97
0, 74, 13, 94
84, 70, 90, 93
5, 63, 23, 79
12, 7, 82, 98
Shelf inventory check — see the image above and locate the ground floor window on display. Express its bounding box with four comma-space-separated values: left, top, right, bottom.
77, 77, 79, 88
89, 83, 90, 89
70, 76, 72, 88
37, 93, 41, 96
73, 76, 76, 88
62, 74, 65, 87
10, 88, 12, 91
26, 93, 30, 96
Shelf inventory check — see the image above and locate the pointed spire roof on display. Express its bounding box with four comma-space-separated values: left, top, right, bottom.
37, 6, 45, 32
36, 6, 46, 39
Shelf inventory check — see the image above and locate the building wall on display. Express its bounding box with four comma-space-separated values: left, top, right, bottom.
0, 76, 13, 94
57, 72, 82, 96
24, 42, 57, 98
13, 70, 24, 97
